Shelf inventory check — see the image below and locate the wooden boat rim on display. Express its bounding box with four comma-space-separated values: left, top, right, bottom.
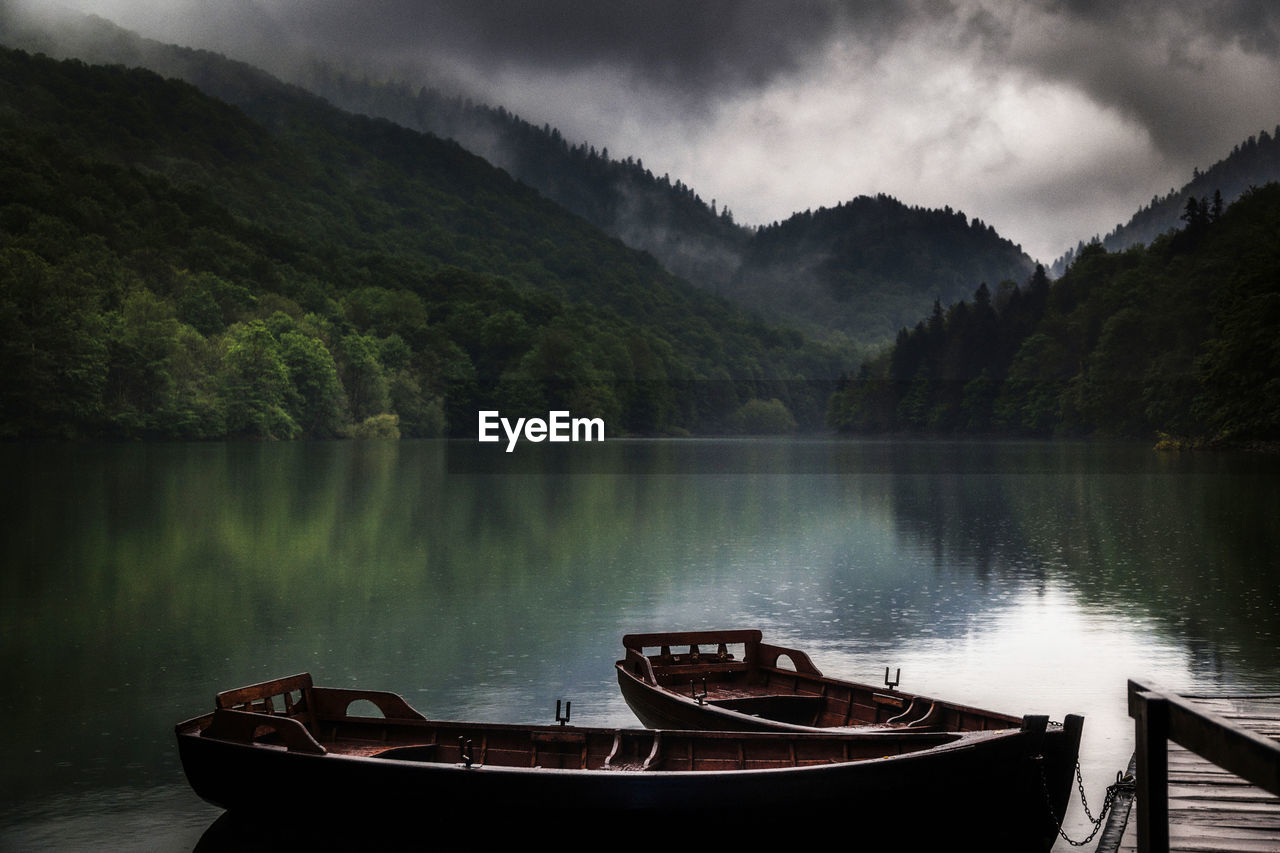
613, 662, 988, 733
175, 709, 1009, 743
176, 709, 1022, 777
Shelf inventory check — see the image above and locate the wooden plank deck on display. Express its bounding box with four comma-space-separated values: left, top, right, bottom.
1097, 695, 1280, 853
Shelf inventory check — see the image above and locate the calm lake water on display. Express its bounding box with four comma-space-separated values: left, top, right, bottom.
2, 438, 1277, 850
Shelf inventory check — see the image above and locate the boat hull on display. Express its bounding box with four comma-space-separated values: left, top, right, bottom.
177, 715, 1078, 850
177, 666, 1081, 850
611, 630, 1084, 847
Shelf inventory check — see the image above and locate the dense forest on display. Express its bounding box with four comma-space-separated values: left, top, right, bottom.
0, 7, 1038, 347
0, 46, 846, 441
828, 185, 1280, 446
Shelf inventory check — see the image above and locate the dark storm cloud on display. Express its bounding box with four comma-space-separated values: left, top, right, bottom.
277, 1, 829, 92
252, 0, 946, 102
1037, 0, 1280, 52
996, 0, 1280, 158
265, 0, 1280, 157
39, 0, 1280, 259
1216, 0, 1280, 54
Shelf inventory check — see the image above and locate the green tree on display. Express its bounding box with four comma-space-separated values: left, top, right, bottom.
157, 324, 225, 438
339, 333, 391, 422
279, 330, 345, 437
105, 288, 182, 435
221, 320, 299, 439
0, 248, 108, 437
897, 365, 932, 429
348, 413, 400, 439
729, 398, 798, 434
993, 333, 1070, 435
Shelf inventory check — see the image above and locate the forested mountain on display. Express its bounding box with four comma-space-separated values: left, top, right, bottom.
0, 7, 1037, 348
14, 7, 1271, 450
301, 66, 753, 299
828, 184, 1280, 447
0, 45, 846, 440
727, 196, 1035, 346
1054, 127, 1280, 274
293, 67, 1038, 346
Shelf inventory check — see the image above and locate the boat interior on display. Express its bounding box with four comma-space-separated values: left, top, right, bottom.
619, 630, 1023, 732
179, 672, 968, 771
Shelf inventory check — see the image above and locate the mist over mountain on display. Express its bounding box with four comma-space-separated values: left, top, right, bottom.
727, 196, 1035, 346
5, 4, 1277, 449
298, 66, 752, 295
29, 0, 1280, 269
280, 64, 1040, 346
1053, 127, 1280, 275
0, 6, 1040, 347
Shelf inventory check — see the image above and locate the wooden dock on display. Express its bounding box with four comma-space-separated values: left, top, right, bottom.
1095, 687, 1280, 853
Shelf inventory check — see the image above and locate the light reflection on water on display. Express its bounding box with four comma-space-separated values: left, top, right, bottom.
1, 438, 1276, 850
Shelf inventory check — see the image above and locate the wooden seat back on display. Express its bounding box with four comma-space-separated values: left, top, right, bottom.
215, 672, 316, 733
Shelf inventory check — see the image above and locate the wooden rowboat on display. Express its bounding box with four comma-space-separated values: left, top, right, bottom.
177, 671, 1081, 849
617, 629, 1053, 734
615, 629, 1084, 846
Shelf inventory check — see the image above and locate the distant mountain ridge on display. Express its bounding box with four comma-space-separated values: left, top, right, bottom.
727, 195, 1035, 346
1053, 126, 1280, 275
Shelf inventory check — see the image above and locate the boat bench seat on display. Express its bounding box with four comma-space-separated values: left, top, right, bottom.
653, 661, 749, 679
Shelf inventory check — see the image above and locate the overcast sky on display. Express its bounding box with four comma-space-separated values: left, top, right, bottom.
43, 0, 1280, 261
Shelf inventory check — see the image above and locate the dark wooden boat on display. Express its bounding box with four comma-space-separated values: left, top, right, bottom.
617, 629, 1050, 734
177, 671, 1082, 849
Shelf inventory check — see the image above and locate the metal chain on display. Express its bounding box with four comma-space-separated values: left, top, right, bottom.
1074, 761, 1102, 825
1038, 758, 1136, 847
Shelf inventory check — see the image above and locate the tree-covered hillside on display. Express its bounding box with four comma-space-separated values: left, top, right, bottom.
297, 70, 1039, 347
828, 185, 1280, 446
0, 46, 845, 440
0, 7, 1038, 349
303, 66, 753, 298
728, 195, 1035, 346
